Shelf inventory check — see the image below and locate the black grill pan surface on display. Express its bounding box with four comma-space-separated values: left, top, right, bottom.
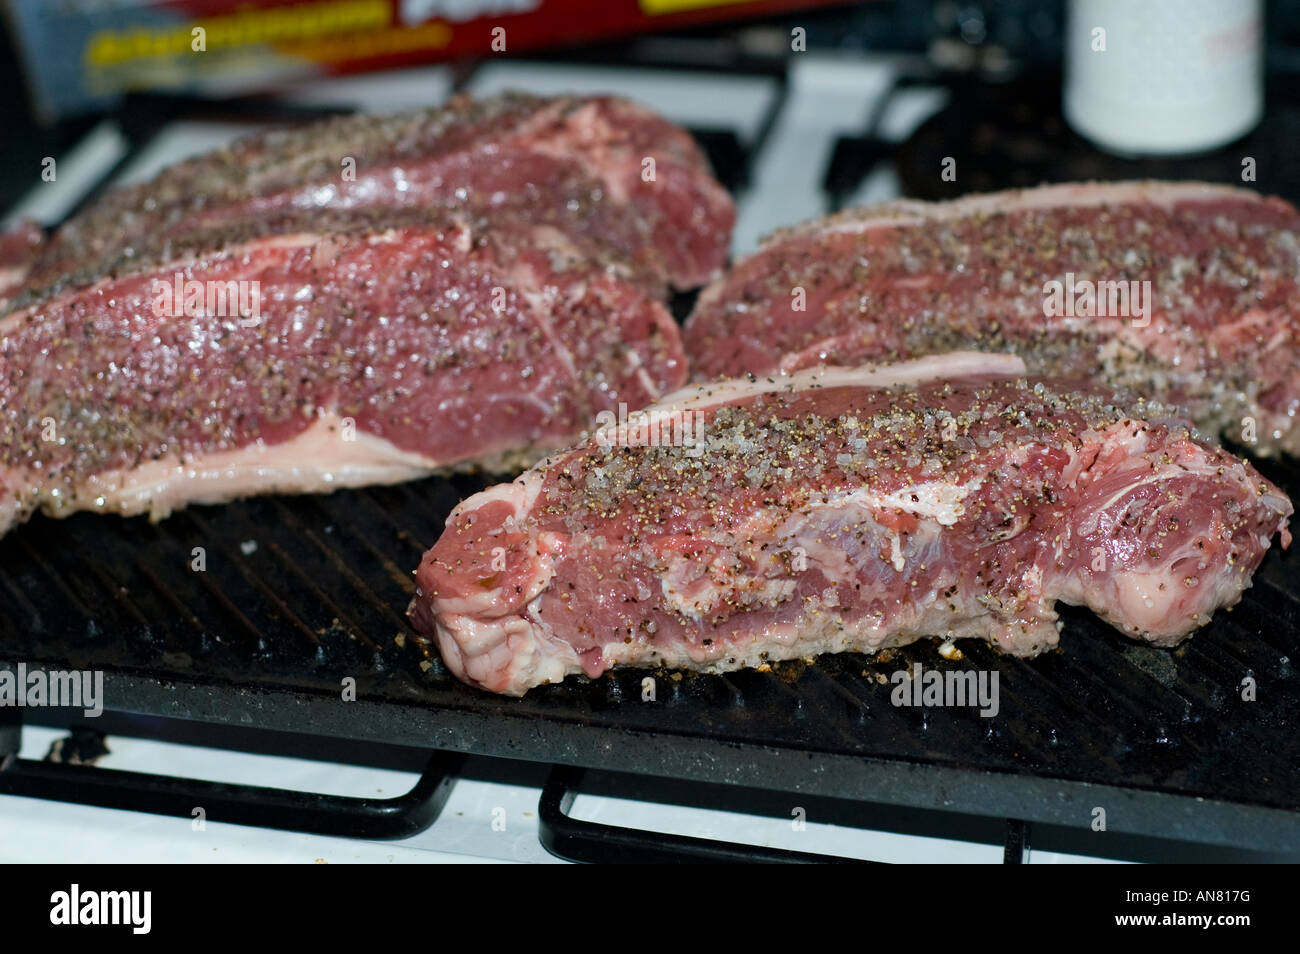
2, 452, 1297, 852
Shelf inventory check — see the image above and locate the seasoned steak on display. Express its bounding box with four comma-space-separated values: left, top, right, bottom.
0, 218, 685, 536
0, 93, 735, 536
409, 353, 1292, 695
684, 181, 1300, 456
0, 219, 42, 306
18, 92, 734, 306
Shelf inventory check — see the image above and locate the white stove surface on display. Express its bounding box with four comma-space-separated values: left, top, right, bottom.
1, 55, 1124, 864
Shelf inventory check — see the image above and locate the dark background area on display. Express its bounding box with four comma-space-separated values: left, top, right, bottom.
3, 0, 1300, 213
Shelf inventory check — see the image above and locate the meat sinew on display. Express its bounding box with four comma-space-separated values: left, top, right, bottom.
684, 181, 1300, 456
0, 214, 686, 537
18, 92, 734, 305
408, 353, 1292, 696
0, 92, 735, 537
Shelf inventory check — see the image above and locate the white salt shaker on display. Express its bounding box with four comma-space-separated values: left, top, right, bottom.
1064, 0, 1264, 156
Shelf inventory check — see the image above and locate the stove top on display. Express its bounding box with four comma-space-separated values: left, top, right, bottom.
2, 51, 1297, 865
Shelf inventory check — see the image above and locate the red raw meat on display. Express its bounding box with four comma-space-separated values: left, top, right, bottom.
409, 353, 1292, 695
685, 181, 1300, 456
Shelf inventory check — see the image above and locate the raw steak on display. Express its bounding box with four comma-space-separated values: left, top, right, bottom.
17, 92, 734, 307
0, 93, 736, 537
0, 219, 42, 305
0, 213, 686, 537
684, 181, 1300, 456
408, 353, 1292, 695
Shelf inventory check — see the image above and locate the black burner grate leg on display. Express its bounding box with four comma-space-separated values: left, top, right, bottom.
0, 738, 461, 840
1004, 819, 1031, 864
0, 706, 18, 767
538, 766, 874, 864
